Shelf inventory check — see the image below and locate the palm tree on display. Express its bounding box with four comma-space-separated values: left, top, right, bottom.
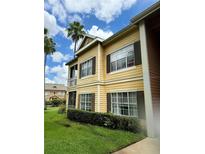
44, 28, 56, 109
44, 28, 56, 66
66, 21, 85, 56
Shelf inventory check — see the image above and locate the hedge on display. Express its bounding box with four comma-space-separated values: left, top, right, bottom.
67, 109, 141, 133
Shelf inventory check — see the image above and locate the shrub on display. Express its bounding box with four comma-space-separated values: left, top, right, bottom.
58, 104, 66, 114
45, 100, 52, 105
62, 99, 66, 105
50, 99, 63, 107
67, 109, 141, 133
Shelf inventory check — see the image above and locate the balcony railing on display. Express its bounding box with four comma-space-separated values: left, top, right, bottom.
68, 78, 77, 87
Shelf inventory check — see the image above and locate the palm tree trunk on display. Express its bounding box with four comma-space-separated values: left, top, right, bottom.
44, 53, 47, 67
44, 53, 47, 110
74, 40, 77, 58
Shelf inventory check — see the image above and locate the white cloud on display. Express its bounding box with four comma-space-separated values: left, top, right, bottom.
46, 0, 67, 23
67, 14, 82, 23
44, 10, 64, 36
45, 0, 83, 25
45, 77, 55, 84
50, 51, 72, 63
49, 63, 68, 85
45, 65, 50, 74
63, 0, 137, 23
87, 25, 113, 39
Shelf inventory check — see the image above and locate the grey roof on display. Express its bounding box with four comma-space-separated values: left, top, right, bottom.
45, 83, 67, 91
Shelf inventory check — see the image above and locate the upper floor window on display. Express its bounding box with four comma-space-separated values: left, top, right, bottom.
110, 44, 134, 72
80, 57, 96, 78
107, 41, 141, 73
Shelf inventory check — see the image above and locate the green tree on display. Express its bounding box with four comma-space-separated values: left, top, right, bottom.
44, 28, 56, 109
44, 28, 56, 66
66, 21, 85, 56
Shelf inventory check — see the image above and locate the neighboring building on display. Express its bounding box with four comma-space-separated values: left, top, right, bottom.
45, 83, 67, 101
66, 2, 160, 137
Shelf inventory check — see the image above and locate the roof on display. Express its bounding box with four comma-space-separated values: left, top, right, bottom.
65, 56, 78, 66
45, 83, 67, 91
76, 37, 104, 56
77, 34, 104, 51
131, 1, 160, 23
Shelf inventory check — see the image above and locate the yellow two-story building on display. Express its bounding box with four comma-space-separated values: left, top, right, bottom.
66, 2, 160, 137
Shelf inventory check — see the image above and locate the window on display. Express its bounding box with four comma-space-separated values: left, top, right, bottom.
80, 94, 92, 111
110, 44, 134, 72
70, 65, 78, 78
111, 92, 137, 117
81, 59, 93, 78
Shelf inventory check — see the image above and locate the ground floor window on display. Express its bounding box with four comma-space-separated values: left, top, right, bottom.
111, 92, 138, 117
80, 94, 92, 111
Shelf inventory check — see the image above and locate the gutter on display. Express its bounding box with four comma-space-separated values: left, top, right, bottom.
131, 1, 160, 24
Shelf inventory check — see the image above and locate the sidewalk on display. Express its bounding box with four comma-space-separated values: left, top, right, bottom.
113, 137, 160, 154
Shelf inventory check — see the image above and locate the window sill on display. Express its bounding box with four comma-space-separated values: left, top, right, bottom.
80, 74, 95, 80
108, 66, 136, 75
111, 112, 138, 118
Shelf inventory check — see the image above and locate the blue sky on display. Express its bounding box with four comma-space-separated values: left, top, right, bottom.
44, 0, 159, 85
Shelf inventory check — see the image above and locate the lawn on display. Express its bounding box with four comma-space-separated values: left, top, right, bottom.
44, 107, 145, 154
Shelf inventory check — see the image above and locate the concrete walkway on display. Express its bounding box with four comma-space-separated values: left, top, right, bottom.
113, 137, 160, 154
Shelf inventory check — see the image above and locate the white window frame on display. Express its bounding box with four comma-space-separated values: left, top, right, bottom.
111, 92, 138, 117
80, 58, 93, 78
110, 44, 135, 72
80, 94, 92, 111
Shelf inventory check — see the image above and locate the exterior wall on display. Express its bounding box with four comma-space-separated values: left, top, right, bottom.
76, 85, 97, 111
77, 45, 98, 85
103, 27, 141, 81
67, 25, 144, 117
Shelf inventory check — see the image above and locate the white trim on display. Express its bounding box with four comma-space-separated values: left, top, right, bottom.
139, 20, 155, 137
110, 91, 138, 117
105, 41, 137, 56
80, 74, 95, 80
97, 85, 100, 112
79, 93, 92, 111
79, 56, 95, 66
108, 89, 139, 93
78, 92, 93, 94
76, 38, 104, 55
76, 77, 143, 88
98, 43, 100, 81
108, 66, 136, 75
76, 34, 97, 51
79, 57, 94, 79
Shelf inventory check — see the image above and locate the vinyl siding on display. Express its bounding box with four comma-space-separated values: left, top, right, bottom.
103, 28, 141, 80
77, 45, 98, 85
67, 25, 144, 114
77, 85, 97, 111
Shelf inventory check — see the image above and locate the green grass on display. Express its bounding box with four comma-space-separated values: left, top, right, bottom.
44, 107, 145, 154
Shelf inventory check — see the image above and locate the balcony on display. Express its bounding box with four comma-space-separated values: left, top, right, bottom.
68, 78, 77, 87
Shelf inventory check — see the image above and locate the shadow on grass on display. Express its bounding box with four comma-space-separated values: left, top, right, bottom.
55, 117, 71, 128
